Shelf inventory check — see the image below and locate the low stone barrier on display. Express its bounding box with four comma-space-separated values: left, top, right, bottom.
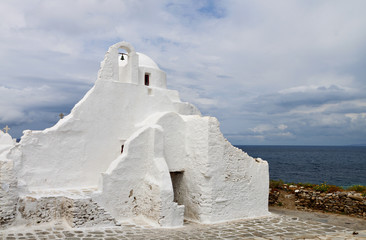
294, 189, 365, 217
1, 158, 117, 229
269, 188, 366, 218
17, 196, 116, 228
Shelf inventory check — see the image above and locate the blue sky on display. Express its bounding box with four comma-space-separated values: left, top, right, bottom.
0, 0, 365, 145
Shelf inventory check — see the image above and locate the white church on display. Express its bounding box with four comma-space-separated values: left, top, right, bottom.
0, 42, 269, 228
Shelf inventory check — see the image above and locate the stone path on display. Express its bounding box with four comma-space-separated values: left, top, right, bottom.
1, 210, 365, 240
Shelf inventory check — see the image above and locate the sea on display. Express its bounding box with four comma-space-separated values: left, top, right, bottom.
237, 145, 366, 188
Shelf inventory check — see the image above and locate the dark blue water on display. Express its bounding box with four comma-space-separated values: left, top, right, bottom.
237, 145, 366, 187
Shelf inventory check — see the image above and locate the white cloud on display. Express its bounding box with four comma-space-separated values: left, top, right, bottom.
278, 124, 288, 131
346, 113, 366, 122
250, 124, 272, 134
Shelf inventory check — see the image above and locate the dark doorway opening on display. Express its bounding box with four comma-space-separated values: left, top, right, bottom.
170, 171, 184, 204
144, 74, 150, 86
121, 145, 124, 154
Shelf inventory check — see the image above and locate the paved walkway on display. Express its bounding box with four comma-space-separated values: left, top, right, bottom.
1, 209, 365, 239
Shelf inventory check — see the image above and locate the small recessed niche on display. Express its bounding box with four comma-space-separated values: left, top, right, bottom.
121, 144, 124, 154
119, 139, 126, 154
144, 73, 150, 86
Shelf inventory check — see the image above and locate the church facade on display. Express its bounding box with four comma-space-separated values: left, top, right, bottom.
0, 42, 269, 228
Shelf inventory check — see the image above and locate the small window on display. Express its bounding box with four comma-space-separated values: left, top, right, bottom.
144, 74, 150, 86
121, 145, 124, 154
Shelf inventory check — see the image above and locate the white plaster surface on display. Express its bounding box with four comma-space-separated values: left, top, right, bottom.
0, 130, 18, 227
0, 131, 14, 155
0, 131, 13, 145
2, 41, 269, 228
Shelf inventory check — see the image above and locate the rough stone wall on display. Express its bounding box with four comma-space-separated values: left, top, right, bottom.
294, 189, 366, 218
64, 198, 116, 227
0, 160, 18, 228
269, 189, 366, 218
17, 197, 65, 224
268, 190, 280, 205
17, 196, 116, 227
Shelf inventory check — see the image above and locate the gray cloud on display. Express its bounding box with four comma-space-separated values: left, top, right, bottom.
0, 0, 365, 145
247, 83, 365, 113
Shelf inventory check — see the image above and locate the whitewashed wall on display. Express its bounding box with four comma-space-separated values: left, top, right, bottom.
3, 41, 269, 228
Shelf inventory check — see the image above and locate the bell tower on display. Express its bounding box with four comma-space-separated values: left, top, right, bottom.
97, 41, 139, 84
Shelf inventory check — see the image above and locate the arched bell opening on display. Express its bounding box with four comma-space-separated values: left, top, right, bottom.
118, 48, 129, 67
115, 42, 137, 83
117, 44, 134, 83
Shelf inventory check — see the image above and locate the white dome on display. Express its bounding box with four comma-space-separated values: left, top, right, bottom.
137, 52, 160, 70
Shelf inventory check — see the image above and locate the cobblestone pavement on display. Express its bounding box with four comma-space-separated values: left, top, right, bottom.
1, 213, 365, 240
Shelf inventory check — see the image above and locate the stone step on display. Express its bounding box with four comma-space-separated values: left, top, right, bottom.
25, 187, 98, 199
